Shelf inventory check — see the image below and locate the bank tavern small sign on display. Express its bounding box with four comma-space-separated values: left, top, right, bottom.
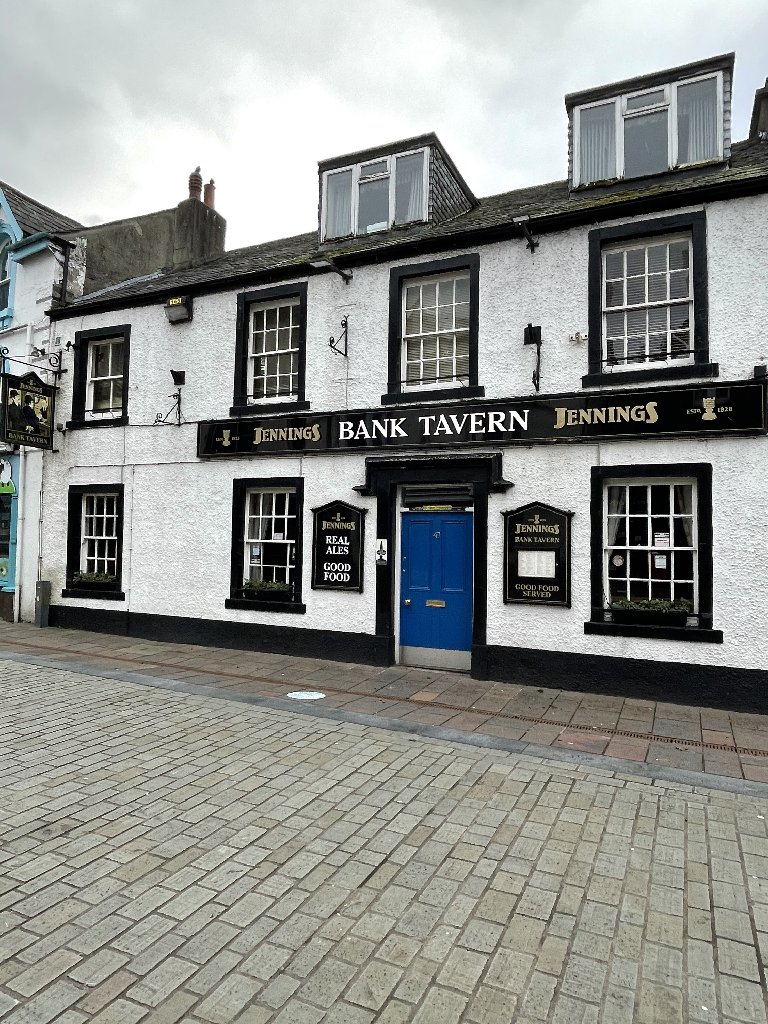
0, 372, 56, 451
198, 381, 767, 457
311, 500, 366, 592
503, 503, 574, 607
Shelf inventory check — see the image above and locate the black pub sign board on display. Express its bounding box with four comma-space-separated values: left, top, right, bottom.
198, 381, 767, 457
1, 372, 56, 450
503, 502, 574, 607
311, 500, 366, 592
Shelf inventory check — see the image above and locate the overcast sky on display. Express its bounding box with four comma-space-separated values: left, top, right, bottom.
5, 0, 767, 250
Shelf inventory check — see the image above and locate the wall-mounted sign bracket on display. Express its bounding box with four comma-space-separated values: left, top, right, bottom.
329, 316, 348, 358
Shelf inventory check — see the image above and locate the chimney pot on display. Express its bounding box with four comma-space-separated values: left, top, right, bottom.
750, 79, 768, 140
204, 179, 216, 209
188, 166, 203, 200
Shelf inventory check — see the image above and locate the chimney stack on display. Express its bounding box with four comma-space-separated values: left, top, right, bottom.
750, 78, 768, 141
188, 166, 203, 201
204, 179, 216, 209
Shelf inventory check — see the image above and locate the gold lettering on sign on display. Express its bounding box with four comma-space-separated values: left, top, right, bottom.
254, 423, 321, 445
553, 401, 659, 430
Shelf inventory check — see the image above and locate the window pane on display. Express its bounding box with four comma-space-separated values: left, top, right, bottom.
677, 77, 718, 164
626, 89, 665, 111
579, 102, 616, 184
358, 178, 389, 233
395, 152, 424, 224
624, 110, 669, 177
361, 160, 387, 176
325, 170, 352, 238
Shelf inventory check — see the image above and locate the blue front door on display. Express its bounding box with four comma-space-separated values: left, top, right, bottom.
401, 511, 473, 653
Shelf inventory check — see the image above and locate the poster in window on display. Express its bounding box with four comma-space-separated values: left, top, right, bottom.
502, 502, 574, 606
311, 500, 366, 592
1, 372, 56, 451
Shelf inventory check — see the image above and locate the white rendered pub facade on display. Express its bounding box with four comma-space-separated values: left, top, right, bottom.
42, 54, 768, 711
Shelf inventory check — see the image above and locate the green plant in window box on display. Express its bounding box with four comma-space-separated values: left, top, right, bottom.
609, 597, 692, 627
72, 571, 117, 586
240, 579, 293, 601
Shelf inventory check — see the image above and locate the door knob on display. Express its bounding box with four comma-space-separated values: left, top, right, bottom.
404, 599, 411, 605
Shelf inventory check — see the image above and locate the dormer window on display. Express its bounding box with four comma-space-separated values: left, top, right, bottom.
322, 149, 428, 240
570, 57, 730, 187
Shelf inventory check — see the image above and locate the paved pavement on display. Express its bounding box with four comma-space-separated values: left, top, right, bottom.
2, 621, 768, 783
1, 632, 768, 1022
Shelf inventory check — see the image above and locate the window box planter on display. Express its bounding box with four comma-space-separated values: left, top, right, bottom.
239, 582, 294, 603
609, 599, 691, 628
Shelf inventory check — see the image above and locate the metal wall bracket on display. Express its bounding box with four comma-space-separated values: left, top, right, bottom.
330, 315, 348, 358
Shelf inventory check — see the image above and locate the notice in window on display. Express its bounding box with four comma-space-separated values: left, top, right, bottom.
654, 532, 670, 547
517, 550, 556, 579
654, 553, 668, 569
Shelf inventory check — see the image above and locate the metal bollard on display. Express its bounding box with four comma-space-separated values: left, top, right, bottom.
34, 580, 51, 628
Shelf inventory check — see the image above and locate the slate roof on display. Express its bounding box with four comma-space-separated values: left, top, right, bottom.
0, 181, 82, 237
53, 136, 768, 315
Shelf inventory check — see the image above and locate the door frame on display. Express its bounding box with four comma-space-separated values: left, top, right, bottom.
353, 452, 513, 675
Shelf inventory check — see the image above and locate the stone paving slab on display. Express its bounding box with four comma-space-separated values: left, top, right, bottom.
1, 656, 768, 1022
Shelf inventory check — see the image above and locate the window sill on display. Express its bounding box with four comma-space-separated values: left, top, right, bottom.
584, 620, 723, 643
581, 363, 719, 388
225, 597, 306, 614
381, 386, 485, 406
230, 401, 310, 418
66, 416, 128, 430
62, 588, 126, 601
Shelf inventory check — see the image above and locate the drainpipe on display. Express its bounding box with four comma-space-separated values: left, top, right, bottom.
13, 448, 25, 622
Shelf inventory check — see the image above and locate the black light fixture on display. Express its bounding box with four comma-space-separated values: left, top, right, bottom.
524, 323, 542, 392
170, 369, 186, 386
308, 256, 353, 283
164, 294, 194, 323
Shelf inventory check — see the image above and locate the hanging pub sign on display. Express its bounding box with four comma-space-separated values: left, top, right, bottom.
502, 502, 574, 607
198, 380, 767, 458
1, 372, 56, 451
311, 500, 366, 592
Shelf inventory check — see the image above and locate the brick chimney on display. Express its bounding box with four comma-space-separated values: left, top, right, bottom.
750, 78, 768, 140
203, 179, 216, 209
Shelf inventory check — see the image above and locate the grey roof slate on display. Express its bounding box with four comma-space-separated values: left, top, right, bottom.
55, 136, 768, 313
0, 181, 82, 236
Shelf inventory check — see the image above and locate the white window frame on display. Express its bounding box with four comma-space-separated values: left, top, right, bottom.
601, 232, 694, 371
80, 492, 119, 578
244, 488, 298, 588
603, 476, 698, 611
86, 337, 124, 419
0, 233, 13, 316
247, 296, 301, 404
321, 147, 429, 241
400, 269, 471, 392
573, 71, 723, 186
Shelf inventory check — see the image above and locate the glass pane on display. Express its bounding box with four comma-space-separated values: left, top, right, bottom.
405, 310, 420, 334
674, 484, 693, 515
677, 77, 718, 163
606, 281, 624, 307
455, 276, 470, 302
629, 550, 648, 578
579, 102, 616, 184
265, 307, 278, 330
92, 381, 112, 410
669, 242, 689, 270
674, 550, 694, 580
422, 308, 436, 333
422, 283, 437, 308
651, 581, 672, 601
395, 152, 424, 224
626, 276, 645, 305
422, 336, 437, 359
605, 252, 623, 279
626, 249, 644, 276
648, 334, 666, 360
648, 275, 667, 303
278, 306, 291, 329
358, 178, 389, 233
626, 90, 666, 111
650, 485, 670, 514
361, 159, 388, 176
92, 346, 109, 378
624, 110, 669, 178
606, 312, 624, 337
455, 304, 469, 330
628, 517, 648, 546
607, 486, 626, 515
326, 170, 352, 237
607, 518, 626, 546
110, 342, 124, 374
647, 245, 667, 274
405, 286, 420, 310
437, 306, 452, 330
669, 271, 689, 300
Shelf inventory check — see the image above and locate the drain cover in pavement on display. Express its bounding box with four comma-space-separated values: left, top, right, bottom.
286, 690, 326, 700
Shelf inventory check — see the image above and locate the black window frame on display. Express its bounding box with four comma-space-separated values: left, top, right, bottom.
69, 325, 131, 429
231, 283, 309, 417
63, 483, 125, 600
225, 476, 306, 614
382, 254, 483, 406
585, 462, 722, 643
583, 212, 718, 388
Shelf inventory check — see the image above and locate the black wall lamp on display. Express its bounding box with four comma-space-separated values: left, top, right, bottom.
524, 323, 542, 392
155, 370, 187, 425
164, 295, 194, 323
309, 256, 353, 284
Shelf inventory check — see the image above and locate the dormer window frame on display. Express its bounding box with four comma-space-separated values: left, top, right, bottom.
321, 146, 430, 241
573, 70, 724, 187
